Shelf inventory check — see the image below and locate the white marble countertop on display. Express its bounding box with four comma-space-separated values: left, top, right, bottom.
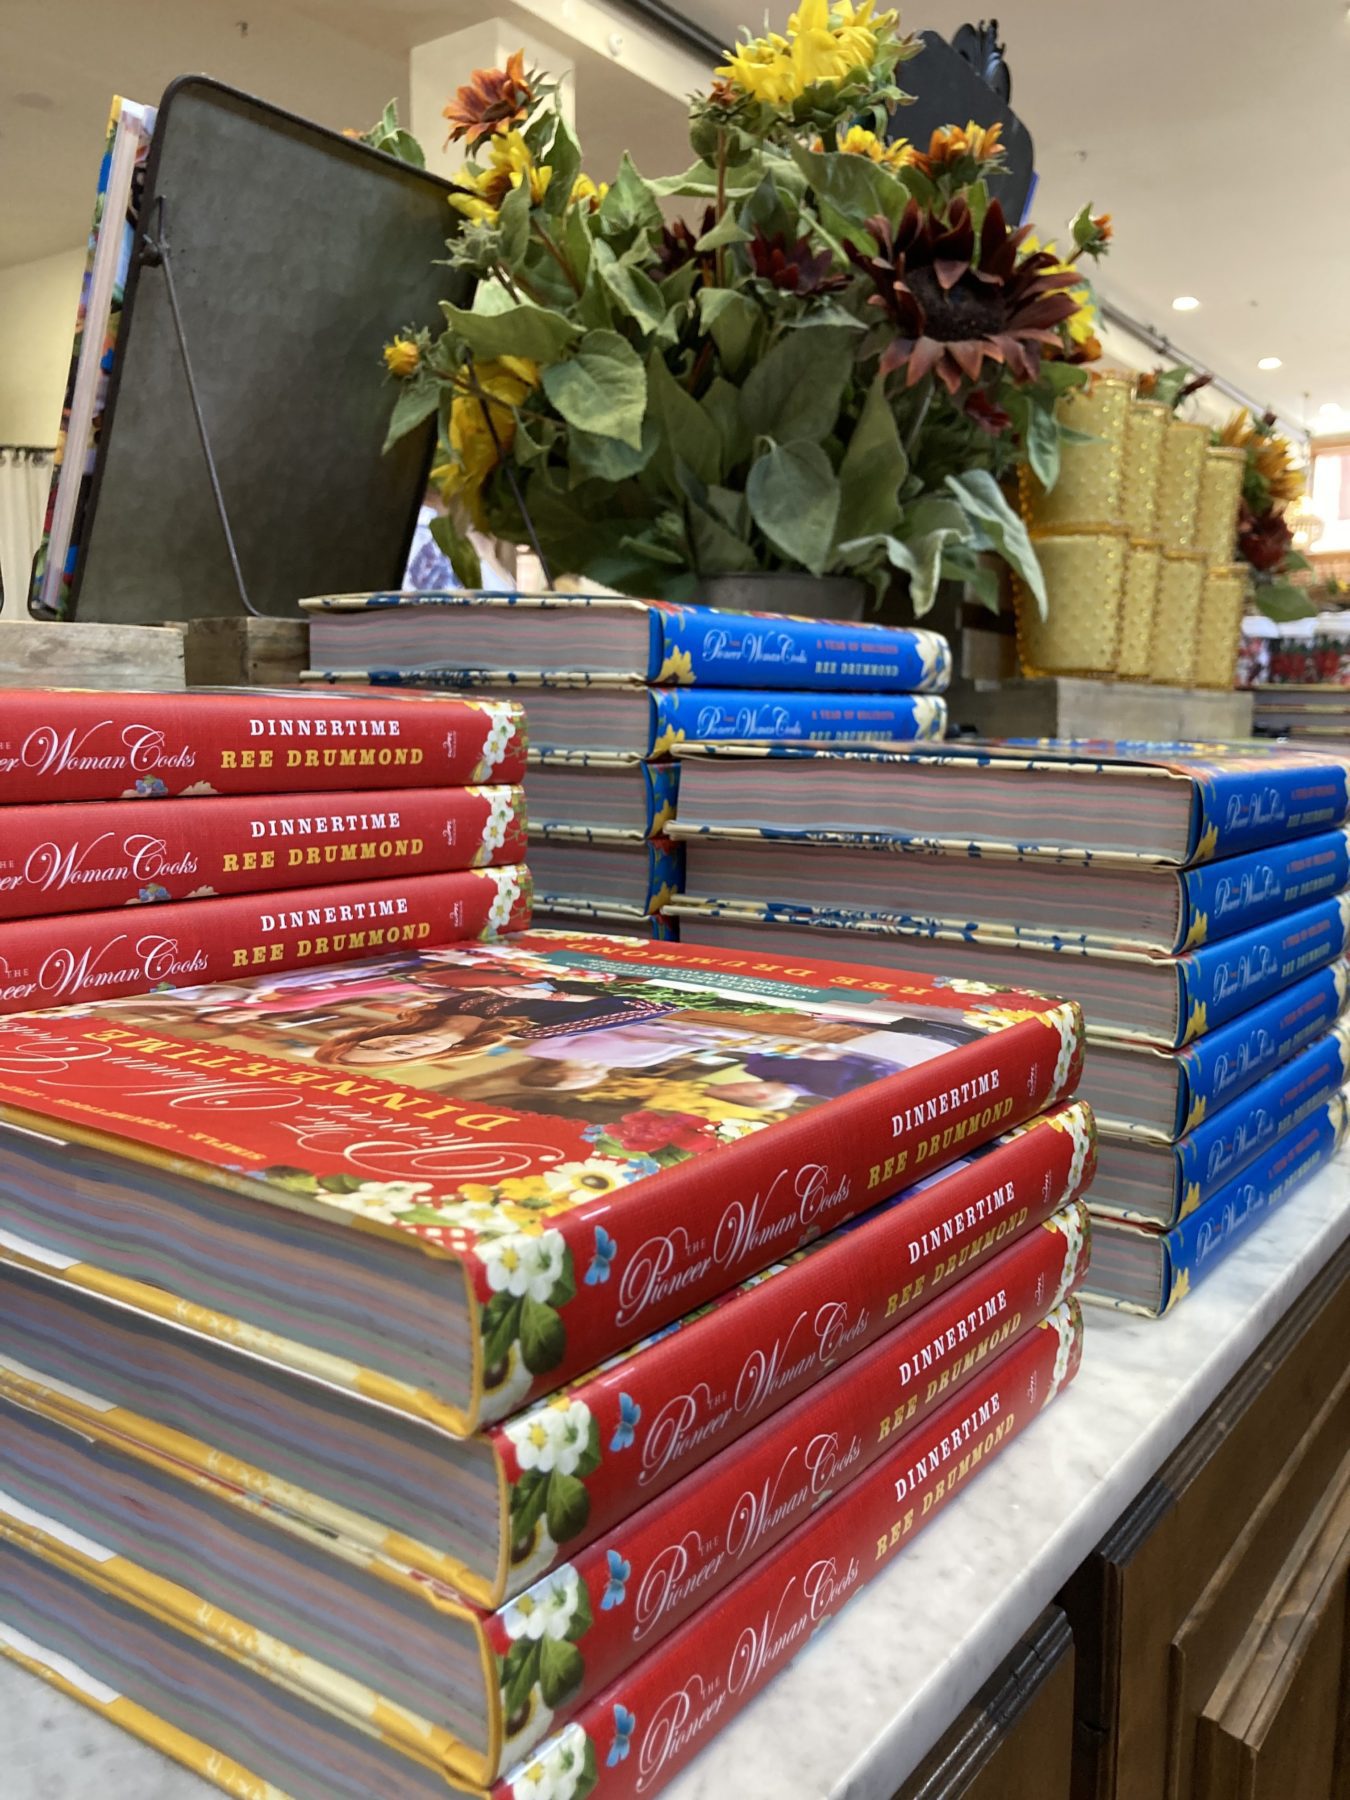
5, 1155, 1349, 1800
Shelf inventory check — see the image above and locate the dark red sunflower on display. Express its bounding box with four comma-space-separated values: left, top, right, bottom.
1238, 503, 1293, 573
846, 199, 1081, 393
748, 230, 848, 295
652, 206, 719, 287
443, 49, 535, 148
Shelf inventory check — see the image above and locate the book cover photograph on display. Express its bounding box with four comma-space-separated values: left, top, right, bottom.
0, 933, 1084, 1436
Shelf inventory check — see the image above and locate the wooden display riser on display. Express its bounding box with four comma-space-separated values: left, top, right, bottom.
946, 675, 1256, 743
0, 617, 308, 690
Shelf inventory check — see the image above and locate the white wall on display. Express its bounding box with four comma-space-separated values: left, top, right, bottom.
0, 247, 86, 447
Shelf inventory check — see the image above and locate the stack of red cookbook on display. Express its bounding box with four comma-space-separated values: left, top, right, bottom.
0, 932, 1093, 1799
0, 685, 533, 1014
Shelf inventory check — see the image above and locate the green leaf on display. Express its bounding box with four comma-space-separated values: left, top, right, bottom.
318, 1173, 367, 1194
701, 375, 753, 470
747, 440, 841, 576
591, 239, 667, 337
543, 115, 582, 216
509, 1468, 550, 1547
597, 153, 662, 239
518, 1296, 567, 1373
647, 351, 722, 488
740, 326, 855, 448
1010, 393, 1060, 493
688, 499, 759, 574
500, 1639, 540, 1721
647, 160, 762, 200
945, 469, 1046, 613
537, 1635, 585, 1708
697, 288, 759, 375
565, 1580, 594, 1642
569, 416, 658, 485
550, 1244, 577, 1310
428, 515, 483, 589
694, 211, 752, 252
784, 139, 905, 232
542, 330, 648, 449
496, 178, 532, 269
835, 374, 908, 546
544, 1470, 592, 1544
482, 1291, 522, 1372
574, 1738, 599, 1800
1255, 581, 1318, 622
575, 1413, 603, 1480
383, 375, 439, 452
440, 295, 580, 365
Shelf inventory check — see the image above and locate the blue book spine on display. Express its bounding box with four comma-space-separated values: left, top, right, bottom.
1160, 1092, 1347, 1311
648, 689, 947, 755
652, 606, 952, 694
642, 762, 680, 836
1188, 759, 1350, 861
1177, 828, 1350, 950
1173, 1022, 1350, 1219
1176, 894, 1350, 1045
1177, 960, 1350, 1134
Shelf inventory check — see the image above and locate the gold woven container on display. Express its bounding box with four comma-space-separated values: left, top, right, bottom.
1194, 446, 1246, 564
1115, 537, 1163, 680
1121, 399, 1169, 536
1149, 548, 1207, 685
1022, 372, 1131, 531
1155, 418, 1208, 550
1193, 563, 1248, 689
1016, 524, 1128, 677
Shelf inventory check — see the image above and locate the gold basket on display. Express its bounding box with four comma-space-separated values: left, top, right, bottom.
1021, 371, 1132, 531
1121, 399, 1169, 536
1193, 563, 1248, 689
1016, 524, 1129, 677
1116, 537, 1163, 680
1149, 548, 1207, 685
1155, 418, 1208, 550
1194, 446, 1246, 564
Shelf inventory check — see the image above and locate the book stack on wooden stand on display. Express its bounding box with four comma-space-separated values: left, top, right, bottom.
666, 739, 1350, 1313
0, 927, 1092, 1798
0, 686, 531, 1014
301, 593, 952, 942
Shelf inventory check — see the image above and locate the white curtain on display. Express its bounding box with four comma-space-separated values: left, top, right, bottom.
0, 449, 53, 619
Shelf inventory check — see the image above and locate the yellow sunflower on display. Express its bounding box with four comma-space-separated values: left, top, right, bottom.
911, 119, 1004, 176
828, 124, 915, 168
450, 130, 552, 226
1218, 410, 1303, 508
432, 355, 540, 528
382, 336, 419, 378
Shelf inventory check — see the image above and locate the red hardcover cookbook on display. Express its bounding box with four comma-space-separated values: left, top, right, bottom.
0, 1101, 1094, 1610
0, 866, 532, 1014
0, 933, 1084, 1434
0, 1223, 1085, 1786
0, 785, 528, 918
0, 687, 526, 803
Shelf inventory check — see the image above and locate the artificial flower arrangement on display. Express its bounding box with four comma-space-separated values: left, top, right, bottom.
378, 4, 1112, 616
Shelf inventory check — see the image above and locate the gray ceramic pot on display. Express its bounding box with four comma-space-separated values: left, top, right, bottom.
698, 572, 867, 621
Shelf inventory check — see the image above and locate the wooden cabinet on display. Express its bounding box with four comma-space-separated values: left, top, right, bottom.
894, 1608, 1075, 1800
1059, 1237, 1350, 1800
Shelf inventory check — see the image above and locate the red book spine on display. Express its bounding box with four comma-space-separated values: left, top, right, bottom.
487, 1101, 1095, 1594
0, 689, 527, 803
475, 999, 1086, 1419
0, 867, 532, 1014
486, 1214, 1087, 1765
491, 1312, 1083, 1800
0, 786, 528, 919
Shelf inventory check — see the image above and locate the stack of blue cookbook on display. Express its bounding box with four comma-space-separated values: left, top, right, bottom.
302, 592, 951, 940
664, 739, 1350, 1314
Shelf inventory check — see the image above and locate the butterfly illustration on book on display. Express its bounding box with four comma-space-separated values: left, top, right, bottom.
600, 1549, 630, 1612
608, 1393, 640, 1452
607, 1704, 636, 1766
584, 1225, 617, 1286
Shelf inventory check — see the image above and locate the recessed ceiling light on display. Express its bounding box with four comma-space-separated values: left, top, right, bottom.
1257, 356, 1282, 371
1320, 401, 1343, 416
1171, 295, 1201, 312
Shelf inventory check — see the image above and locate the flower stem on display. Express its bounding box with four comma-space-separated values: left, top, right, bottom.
714, 127, 728, 288
904, 376, 934, 461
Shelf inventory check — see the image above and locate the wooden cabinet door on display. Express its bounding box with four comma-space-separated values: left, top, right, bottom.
1190, 1455, 1350, 1800
896, 1607, 1074, 1800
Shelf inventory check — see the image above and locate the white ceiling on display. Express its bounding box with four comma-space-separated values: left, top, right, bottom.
3, 0, 1348, 435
